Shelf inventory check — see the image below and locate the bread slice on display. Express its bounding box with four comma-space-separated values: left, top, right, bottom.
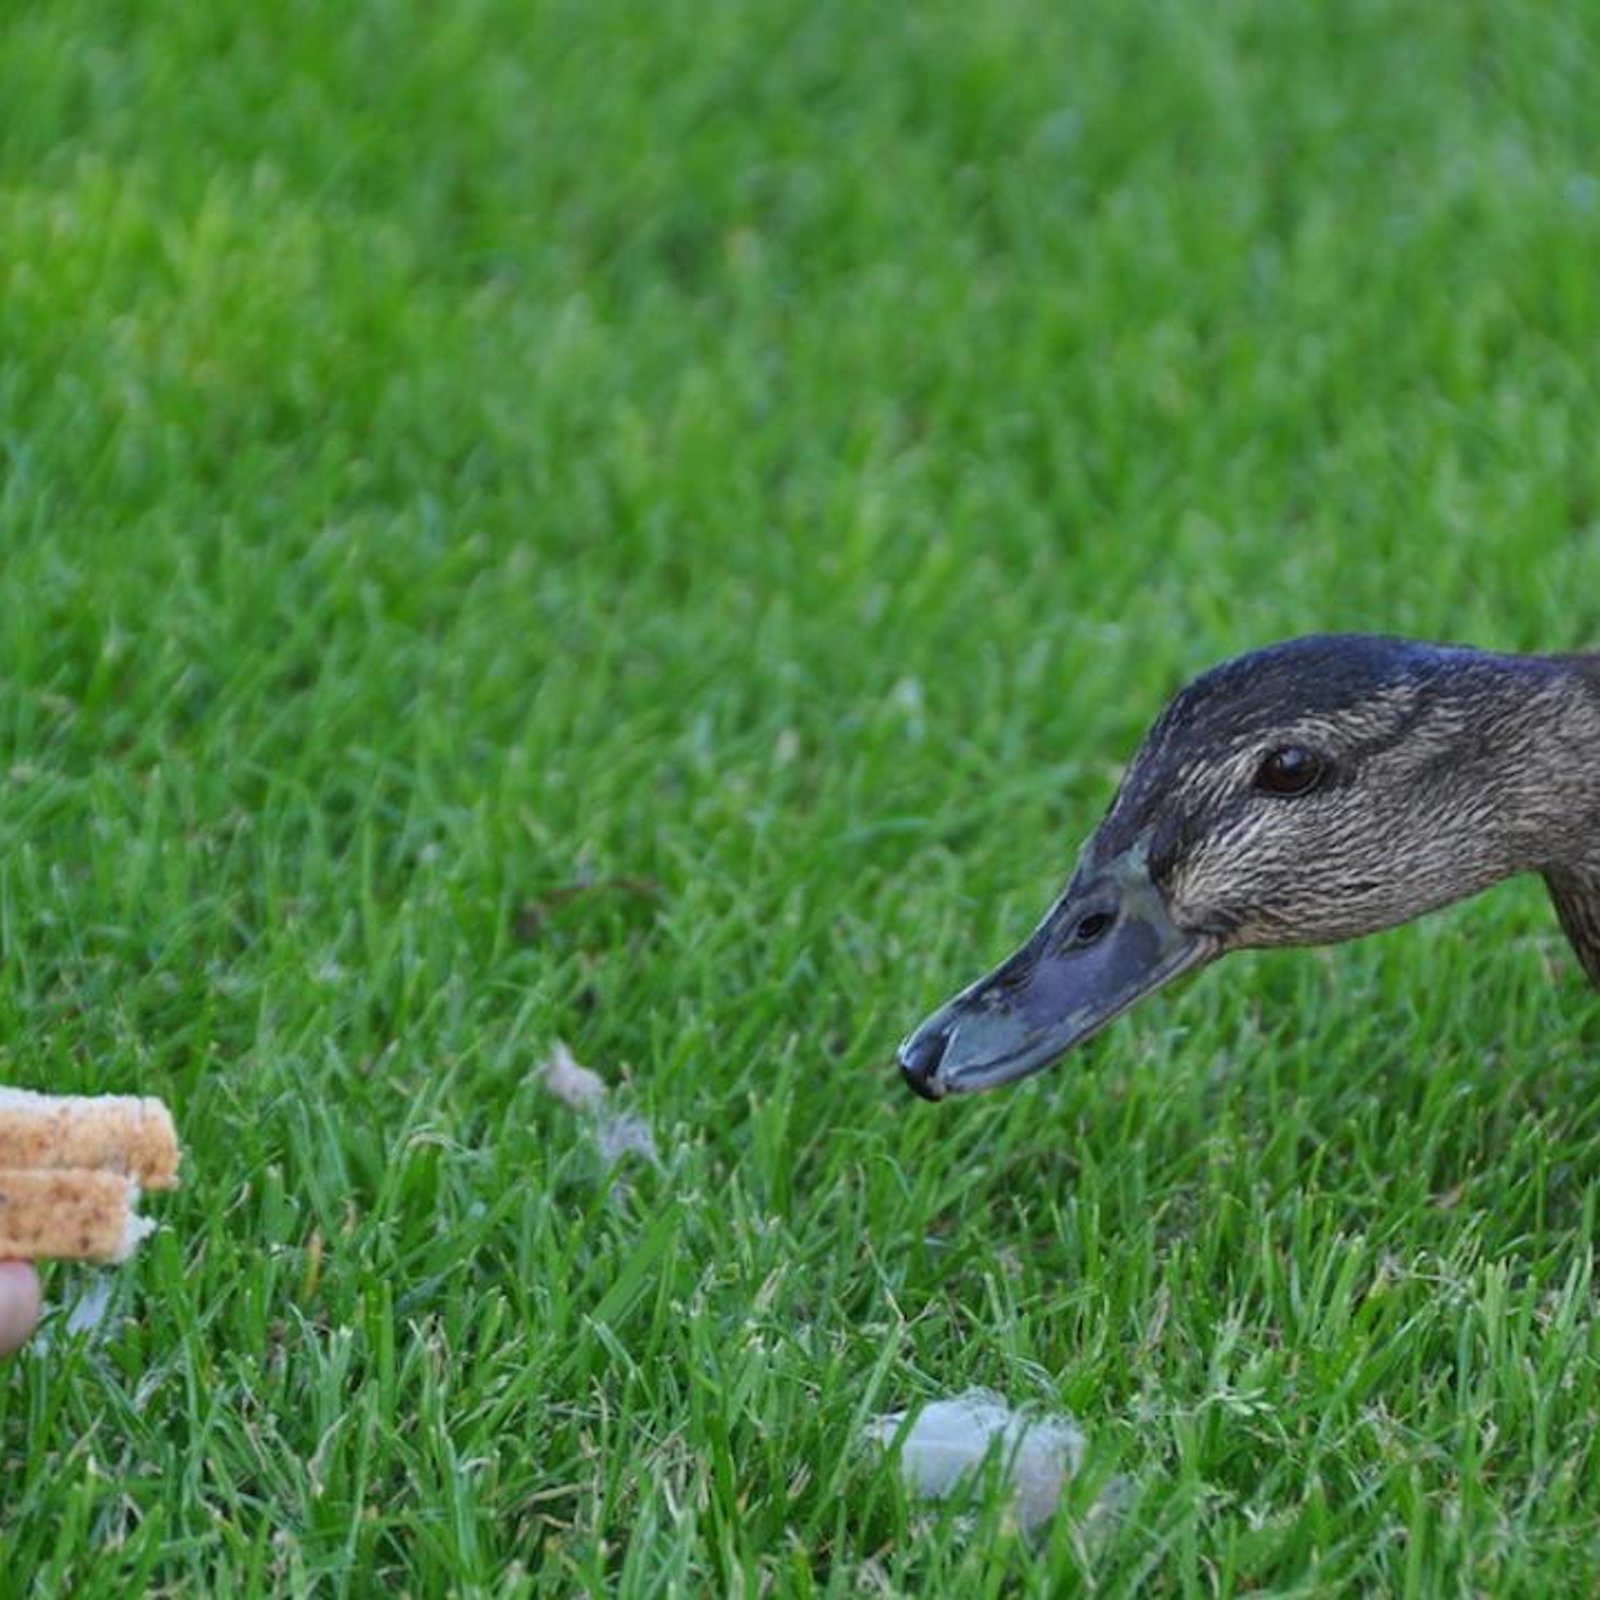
0, 1092, 180, 1262
0, 1169, 154, 1262
0, 1089, 179, 1188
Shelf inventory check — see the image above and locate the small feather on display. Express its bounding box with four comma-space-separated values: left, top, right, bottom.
867, 1389, 1085, 1532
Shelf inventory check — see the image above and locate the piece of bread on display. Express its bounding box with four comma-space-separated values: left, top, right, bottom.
0, 1091, 181, 1262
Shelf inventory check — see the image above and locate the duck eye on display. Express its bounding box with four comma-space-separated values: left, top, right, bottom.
1255, 745, 1325, 796
1069, 910, 1115, 947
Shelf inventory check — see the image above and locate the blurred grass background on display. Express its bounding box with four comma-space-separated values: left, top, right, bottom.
4, 1, 1600, 1593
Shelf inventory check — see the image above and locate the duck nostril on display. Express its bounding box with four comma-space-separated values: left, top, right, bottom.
899, 1026, 952, 1100
1070, 910, 1115, 948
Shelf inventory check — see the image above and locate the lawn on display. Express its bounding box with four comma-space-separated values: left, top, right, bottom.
4, 1, 1600, 1593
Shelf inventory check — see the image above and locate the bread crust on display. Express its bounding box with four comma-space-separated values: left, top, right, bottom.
0, 1169, 152, 1262
0, 1090, 179, 1189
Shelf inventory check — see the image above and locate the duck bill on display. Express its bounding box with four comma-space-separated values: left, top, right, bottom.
897, 848, 1214, 1099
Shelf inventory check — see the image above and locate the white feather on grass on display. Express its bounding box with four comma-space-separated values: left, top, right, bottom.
866, 1389, 1088, 1534
539, 1039, 659, 1173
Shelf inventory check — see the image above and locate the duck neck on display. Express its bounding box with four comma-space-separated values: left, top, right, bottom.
1534, 653, 1600, 874
1528, 653, 1600, 986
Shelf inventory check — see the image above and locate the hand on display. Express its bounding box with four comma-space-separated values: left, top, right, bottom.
0, 1262, 41, 1355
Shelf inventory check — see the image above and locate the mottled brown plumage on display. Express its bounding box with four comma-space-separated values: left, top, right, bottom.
1099, 635, 1600, 954
900, 634, 1600, 1098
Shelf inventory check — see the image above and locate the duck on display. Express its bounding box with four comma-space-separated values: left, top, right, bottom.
898, 633, 1600, 1100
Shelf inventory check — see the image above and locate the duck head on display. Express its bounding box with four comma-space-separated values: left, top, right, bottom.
899, 633, 1600, 1099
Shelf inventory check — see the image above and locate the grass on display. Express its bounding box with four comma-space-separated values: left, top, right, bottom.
3, 0, 1600, 1592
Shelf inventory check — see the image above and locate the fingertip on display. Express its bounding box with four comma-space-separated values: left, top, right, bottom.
0, 1261, 42, 1356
